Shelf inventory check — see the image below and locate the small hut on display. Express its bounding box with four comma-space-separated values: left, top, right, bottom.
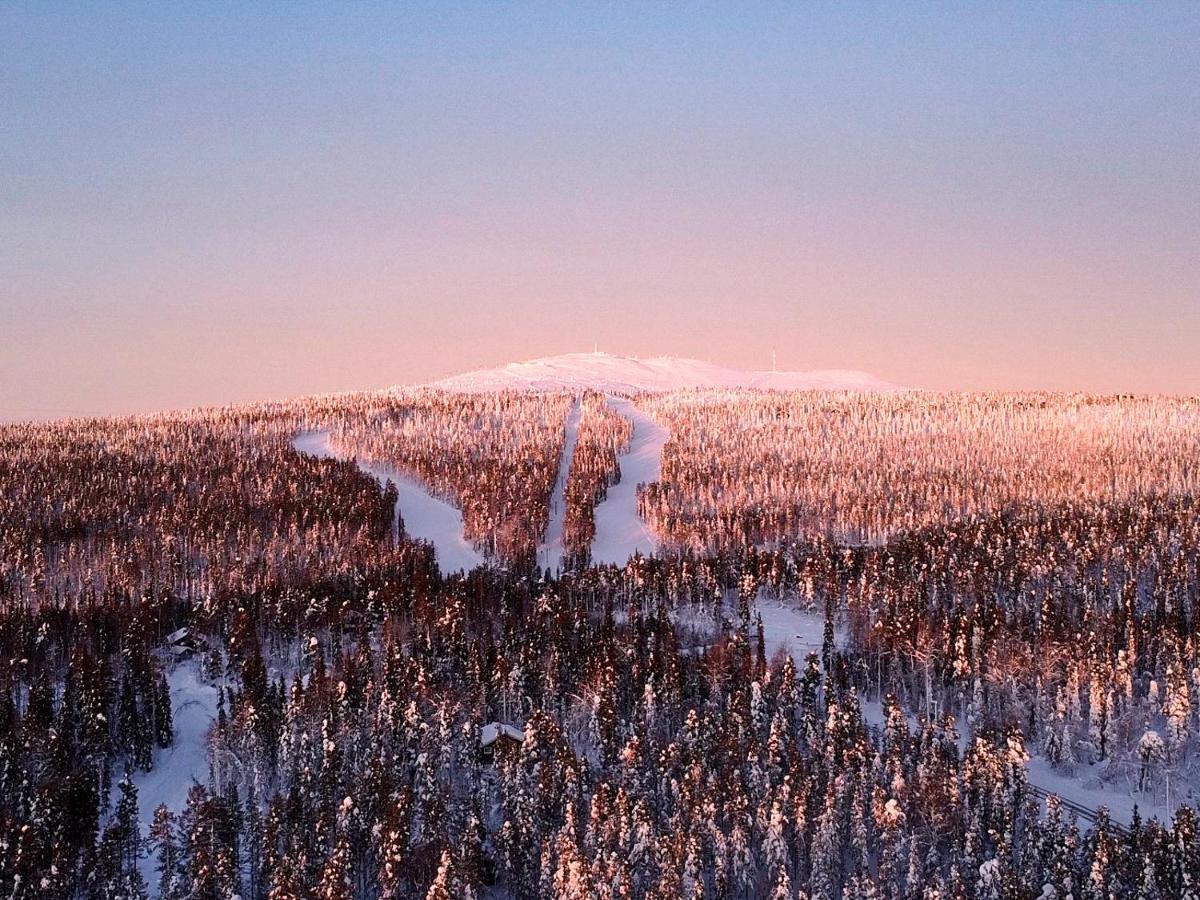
480, 721, 525, 764
165, 627, 204, 659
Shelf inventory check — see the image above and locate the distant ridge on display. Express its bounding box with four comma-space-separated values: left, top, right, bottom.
423, 352, 902, 394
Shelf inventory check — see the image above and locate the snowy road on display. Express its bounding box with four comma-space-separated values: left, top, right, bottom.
590, 398, 669, 565
292, 429, 486, 574
538, 398, 582, 572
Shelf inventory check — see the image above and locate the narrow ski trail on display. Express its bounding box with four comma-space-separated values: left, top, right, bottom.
538, 398, 582, 572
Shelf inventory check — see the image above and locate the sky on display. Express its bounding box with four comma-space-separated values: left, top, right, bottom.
2, 3, 1198, 418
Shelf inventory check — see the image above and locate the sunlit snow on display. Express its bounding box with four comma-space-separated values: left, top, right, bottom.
426, 351, 902, 395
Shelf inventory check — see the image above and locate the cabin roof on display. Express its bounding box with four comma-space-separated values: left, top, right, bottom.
481, 722, 525, 747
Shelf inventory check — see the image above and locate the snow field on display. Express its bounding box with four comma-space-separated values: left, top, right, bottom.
755, 600, 836, 666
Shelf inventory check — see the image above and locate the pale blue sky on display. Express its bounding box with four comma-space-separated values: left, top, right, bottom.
2, 3, 1197, 416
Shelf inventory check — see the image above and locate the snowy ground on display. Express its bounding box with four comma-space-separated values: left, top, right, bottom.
756, 600, 836, 667
292, 429, 486, 574
126, 661, 219, 882
589, 398, 669, 565
671, 598, 835, 665
1024, 752, 1192, 828
537, 399, 582, 572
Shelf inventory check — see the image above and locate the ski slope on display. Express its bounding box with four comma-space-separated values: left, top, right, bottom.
292, 430, 486, 574
590, 398, 669, 565
428, 351, 901, 395
538, 398, 582, 572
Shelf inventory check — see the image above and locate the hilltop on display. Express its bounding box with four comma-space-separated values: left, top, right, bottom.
425, 352, 901, 394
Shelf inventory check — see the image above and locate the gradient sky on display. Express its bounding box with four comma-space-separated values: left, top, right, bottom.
2, 3, 1198, 418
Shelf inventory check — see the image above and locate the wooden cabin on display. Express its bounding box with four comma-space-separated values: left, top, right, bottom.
480, 721, 525, 764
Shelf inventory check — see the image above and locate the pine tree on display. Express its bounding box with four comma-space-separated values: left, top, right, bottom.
155, 672, 174, 749
316, 832, 352, 900
425, 849, 456, 900
149, 804, 184, 900
180, 783, 238, 900
763, 798, 789, 880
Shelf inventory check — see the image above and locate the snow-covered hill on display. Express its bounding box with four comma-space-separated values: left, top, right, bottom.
427, 352, 901, 394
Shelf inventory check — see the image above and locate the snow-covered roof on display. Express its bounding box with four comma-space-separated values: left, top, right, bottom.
481, 722, 525, 747
166, 627, 190, 644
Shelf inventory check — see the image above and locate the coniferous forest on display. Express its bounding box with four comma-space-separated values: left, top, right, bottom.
1, 389, 1198, 899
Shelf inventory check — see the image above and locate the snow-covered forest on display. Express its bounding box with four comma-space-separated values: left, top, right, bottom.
0, 382, 1198, 898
